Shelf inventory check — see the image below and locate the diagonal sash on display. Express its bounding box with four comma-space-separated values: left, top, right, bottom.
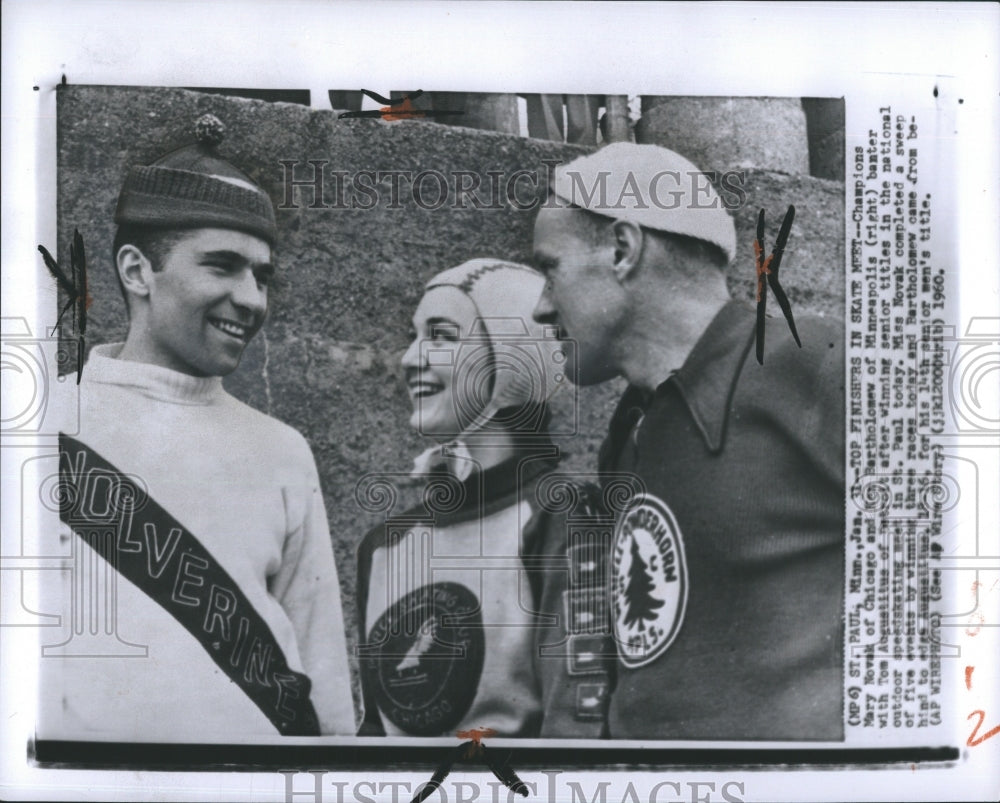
58, 433, 321, 736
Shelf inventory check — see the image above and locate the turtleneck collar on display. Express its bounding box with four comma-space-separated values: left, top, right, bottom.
83, 343, 225, 405
391, 442, 559, 529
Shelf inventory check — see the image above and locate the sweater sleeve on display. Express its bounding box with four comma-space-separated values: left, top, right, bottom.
522, 480, 615, 738
354, 525, 387, 735
270, 436, 357, 734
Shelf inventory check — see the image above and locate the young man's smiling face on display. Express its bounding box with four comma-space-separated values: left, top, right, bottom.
135, 227, 273, 377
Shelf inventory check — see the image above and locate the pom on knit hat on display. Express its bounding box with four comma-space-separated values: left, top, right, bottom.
194, 114, 226, 147
114, 113, 277, 244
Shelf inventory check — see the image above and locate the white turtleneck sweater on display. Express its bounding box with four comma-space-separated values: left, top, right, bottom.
39, 344, 355, 739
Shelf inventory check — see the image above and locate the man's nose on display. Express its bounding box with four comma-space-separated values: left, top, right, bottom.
231, 269, 268, 315
532, 285, 557, 324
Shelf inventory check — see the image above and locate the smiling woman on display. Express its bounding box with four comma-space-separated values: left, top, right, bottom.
356, 259, 573, 737
402, 284, 490, 440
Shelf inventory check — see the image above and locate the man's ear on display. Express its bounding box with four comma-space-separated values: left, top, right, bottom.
117, 244, 153, 301
610, 219, 644, 282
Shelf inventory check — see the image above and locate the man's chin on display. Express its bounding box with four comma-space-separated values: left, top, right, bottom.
568, 360, 617, 387
200, 351, 245, 378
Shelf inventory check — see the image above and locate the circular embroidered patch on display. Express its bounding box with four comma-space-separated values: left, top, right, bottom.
611, 493, 688, 668
363, 582, 484, 735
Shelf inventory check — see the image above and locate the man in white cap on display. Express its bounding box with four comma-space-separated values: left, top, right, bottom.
532, 143, 844, 740
44, 115, 355, 740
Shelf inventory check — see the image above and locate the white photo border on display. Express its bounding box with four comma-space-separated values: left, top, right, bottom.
3, 2, 998, 802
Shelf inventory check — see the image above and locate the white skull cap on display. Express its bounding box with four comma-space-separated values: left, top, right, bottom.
425, 259, 565, 433
551, 142, 737, 262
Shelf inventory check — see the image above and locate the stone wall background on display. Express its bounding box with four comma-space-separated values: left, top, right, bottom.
56, 86, 844, 722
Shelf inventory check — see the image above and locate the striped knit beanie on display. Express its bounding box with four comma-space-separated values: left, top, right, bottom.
114, 114, 277, 244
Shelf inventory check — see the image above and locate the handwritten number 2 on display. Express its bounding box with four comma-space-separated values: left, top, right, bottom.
966, 710, 1000, 747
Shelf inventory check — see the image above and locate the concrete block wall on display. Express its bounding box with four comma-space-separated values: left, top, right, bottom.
638, 96, 812, 175
636, 95, 845, 320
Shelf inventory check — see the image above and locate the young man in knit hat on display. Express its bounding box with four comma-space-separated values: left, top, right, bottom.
531, 142, 845, 740
43, 115, 355, 738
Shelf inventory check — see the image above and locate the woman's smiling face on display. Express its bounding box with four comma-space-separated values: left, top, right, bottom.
401, 286, 493, 440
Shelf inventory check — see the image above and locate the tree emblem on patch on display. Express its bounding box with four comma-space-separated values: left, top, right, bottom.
622, 535, 665, 630
611, 493, 688, 668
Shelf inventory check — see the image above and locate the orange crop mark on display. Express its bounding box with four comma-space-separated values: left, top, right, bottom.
456, 726, 496, 744
753, 240, 773, 303
380, 96, 421, 122
37, 229, 89, 383
965, 665, 974, 690
456, 727, 496, 759
967, 710, 1000, 747
339, 90, 463, 124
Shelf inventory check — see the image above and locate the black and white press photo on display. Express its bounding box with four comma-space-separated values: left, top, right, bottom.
2, 3, 997, 802
38, 85, 849, 745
